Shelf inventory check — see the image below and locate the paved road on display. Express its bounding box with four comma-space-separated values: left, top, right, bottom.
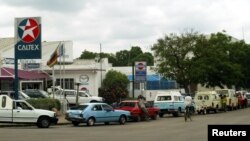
0, 108, 249, 141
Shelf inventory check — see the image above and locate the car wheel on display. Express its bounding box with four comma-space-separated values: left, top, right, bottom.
37, 117, 50, 128
151, 114, 157, 120
72, 121, 80, 126
214, 106, 219, 113
159, 113, 164, 117
134, 116, 141, 122
87, 117, 95, 126
119, 115, 126, 125
173, 109, 180, 117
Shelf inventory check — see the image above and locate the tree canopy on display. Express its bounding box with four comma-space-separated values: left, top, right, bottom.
152, 30, 250, 92
78, 46, 154, 66
98, 70, 129, 104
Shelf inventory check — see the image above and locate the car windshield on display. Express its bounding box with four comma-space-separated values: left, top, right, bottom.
23, 89, 49, 98
119, 102, 135, 107
81, 91, 92, 97
39, 90, 49, 97
78, 91, 89, 97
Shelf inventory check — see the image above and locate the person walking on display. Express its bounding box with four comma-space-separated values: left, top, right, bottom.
184, 95, 193, 122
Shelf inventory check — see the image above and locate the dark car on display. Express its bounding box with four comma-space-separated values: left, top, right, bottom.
0, 91, 30, 100
22, 89, 50, 98
115, 100, 159, 121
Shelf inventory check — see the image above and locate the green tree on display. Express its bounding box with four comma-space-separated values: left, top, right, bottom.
78, 46, 154, 67
191, 32, 244, 89
79, 50, 97, 59
115, 50, 130, 66
99, 70, 129, 104
129, 46, 143, 59
224, 39, 250, 89
151, 30, 202, 93
131, 53, 154, 66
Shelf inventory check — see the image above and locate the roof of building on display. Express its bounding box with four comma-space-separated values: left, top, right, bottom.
0, 67, 49, 80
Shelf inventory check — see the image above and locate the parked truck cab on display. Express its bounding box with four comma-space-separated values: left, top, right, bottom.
0, 95, 58, 128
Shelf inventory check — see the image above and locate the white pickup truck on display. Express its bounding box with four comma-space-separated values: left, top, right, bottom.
54, 89, 103, 105
0, 95, 58, 128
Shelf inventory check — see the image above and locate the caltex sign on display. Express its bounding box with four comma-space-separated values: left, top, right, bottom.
15, 17, 41, 59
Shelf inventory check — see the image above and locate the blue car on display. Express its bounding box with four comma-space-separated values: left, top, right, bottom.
65, 103, 131, 126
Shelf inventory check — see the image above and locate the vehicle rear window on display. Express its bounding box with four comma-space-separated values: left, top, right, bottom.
246, 95, 250, 99
120, 102, 135, 107
204, 95, 209, 100
71, 105, 88, 110
157, 96, 171, 101
197, 95, 203, 100
1, 96, 6, 108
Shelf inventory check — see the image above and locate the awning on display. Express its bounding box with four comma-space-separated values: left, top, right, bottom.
0, 67, 49, 80
127, 74, 162, 81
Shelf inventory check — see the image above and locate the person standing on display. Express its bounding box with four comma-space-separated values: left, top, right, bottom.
138, 95, 149, 121
221, 95, 227, 112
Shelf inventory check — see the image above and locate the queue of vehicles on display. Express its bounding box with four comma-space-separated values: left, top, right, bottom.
152, 89, 249, 118
0, 88, 249, 128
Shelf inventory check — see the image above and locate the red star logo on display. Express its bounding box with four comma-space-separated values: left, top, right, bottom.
18, 18, 39, 43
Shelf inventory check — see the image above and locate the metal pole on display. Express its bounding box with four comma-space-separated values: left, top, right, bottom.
59, 42, 62, 89
132, 62, 134, 98
76, 83, 80, 106
100, 43, 102, 88
52, 66, 55, 99
62, 42, 65, 90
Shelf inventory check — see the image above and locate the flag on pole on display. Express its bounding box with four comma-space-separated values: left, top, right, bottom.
47, 42, 62, 68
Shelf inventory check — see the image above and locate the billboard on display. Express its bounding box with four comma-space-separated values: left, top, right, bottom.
15, 17, 41, 59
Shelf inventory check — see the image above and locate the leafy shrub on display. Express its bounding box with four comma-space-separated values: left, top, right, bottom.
26, 98, 61, 111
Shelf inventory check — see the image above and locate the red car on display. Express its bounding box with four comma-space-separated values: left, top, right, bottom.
115, 100, 160, 121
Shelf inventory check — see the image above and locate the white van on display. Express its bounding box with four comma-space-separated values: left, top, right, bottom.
194, 91, 221, 114
215, 89, 238, 110
153, 91, 185, 117
246, 93, 250, 107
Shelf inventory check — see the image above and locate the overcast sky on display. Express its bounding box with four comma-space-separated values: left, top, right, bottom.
1, 0, 250, 59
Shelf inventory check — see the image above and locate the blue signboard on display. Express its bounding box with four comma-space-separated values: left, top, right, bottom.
15, 17, 41, 59
135, 61, 147, 82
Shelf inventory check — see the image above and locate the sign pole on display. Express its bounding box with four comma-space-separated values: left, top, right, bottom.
14, 17, 42, 100
14, 57, 19, 100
